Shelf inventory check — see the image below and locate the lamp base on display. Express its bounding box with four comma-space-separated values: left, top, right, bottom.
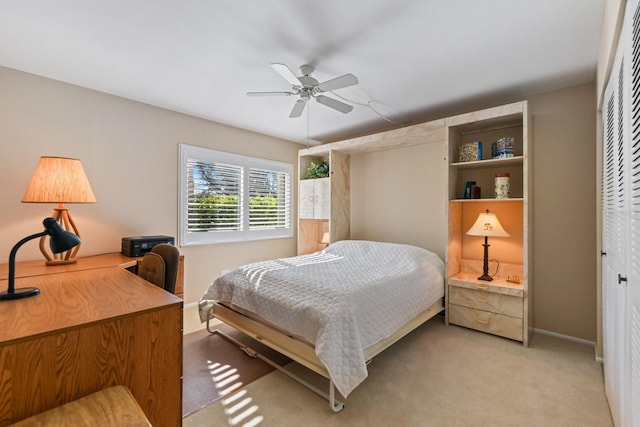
39, 206, 82, 266
0, 287, 40, 300
477, 273, 493, 281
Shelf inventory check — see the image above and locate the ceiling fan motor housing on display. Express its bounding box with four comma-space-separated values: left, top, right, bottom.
298, 76, 319, 89
298, 64, 314, 76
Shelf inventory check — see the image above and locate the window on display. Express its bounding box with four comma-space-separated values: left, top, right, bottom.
179, 144, 293, 245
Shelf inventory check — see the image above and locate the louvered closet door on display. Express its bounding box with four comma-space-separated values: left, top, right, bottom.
627, 0, 640, 424
603, 1, 640, 425
602, 30, 629, 427
603, 75, 625, 427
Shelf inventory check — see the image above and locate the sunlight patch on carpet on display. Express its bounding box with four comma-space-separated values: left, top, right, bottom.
208, 359, 265, 426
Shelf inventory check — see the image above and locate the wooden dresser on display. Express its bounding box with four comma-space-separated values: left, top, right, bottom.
0, 254, 183, 426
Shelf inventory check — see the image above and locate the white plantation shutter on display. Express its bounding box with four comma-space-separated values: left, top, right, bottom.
179, 144, 293, 245
186, 160, 243, 232
248, 167, 291, 230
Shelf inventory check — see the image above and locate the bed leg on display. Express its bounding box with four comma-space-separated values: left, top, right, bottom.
329, 380, 345, 413
207, 323, 345, 412
206, 315, 219, 334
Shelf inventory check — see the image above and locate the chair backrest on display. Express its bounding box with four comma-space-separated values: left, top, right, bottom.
137, 252, 166, 289
137, 244, 180, 294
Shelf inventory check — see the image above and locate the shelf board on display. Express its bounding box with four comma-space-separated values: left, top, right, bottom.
450, 198, 524, 203
450, 156, 523, 169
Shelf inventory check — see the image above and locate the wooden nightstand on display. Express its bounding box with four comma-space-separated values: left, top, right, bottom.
447, 272, 524, 342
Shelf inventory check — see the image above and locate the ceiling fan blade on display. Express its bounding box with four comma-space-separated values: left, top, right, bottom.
289, 98, 308, 118
271, 63, 301, 86
247, 91, 294, 97
315, 95, 353, 114
317, 73, 358, 92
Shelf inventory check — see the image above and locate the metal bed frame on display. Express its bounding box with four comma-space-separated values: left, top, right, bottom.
205, 297, 444, 412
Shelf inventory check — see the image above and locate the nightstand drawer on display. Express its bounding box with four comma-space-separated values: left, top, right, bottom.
449, 286, 522, 318
448, 304, 523, 341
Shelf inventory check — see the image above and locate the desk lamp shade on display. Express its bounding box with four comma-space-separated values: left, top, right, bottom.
1, 217, 81, 300
466, 209, 510, 281
21, 156, 95, 265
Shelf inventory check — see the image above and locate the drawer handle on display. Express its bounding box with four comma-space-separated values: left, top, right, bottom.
476, 284, 489, 290
477, 318, 490, 324
478, 297, 489, 303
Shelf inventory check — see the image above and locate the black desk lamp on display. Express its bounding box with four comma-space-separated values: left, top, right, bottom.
466, 209, 510, 281
0, 217, 81, 300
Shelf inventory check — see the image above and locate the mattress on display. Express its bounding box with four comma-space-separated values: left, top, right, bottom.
199, 240, 444, 397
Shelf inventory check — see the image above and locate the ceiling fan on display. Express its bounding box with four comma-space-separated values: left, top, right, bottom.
247, 63, 358, 118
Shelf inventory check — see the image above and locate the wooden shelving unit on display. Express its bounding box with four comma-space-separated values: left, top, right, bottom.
445, 101, 532, 346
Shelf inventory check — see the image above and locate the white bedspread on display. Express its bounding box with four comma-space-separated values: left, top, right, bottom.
199, 240, 444, 397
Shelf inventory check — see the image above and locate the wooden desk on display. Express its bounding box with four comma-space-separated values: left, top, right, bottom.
0, 252, 185, 299
0, 257, 183, 426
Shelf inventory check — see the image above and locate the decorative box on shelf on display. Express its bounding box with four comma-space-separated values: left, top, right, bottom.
491, 137, 514, 159
458, 141, 483, 162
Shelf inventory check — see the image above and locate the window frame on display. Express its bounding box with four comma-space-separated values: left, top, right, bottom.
178, 143, 293, 246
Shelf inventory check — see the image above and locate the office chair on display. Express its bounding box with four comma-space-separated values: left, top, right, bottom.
137, 243, 180, 294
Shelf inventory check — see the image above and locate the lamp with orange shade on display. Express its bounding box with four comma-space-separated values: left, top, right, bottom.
21, 156, 96, 265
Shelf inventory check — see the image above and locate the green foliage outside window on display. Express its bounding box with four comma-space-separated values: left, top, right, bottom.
189, 194, 239, 231
189, 194, 281, 231
249, 195, 282, 228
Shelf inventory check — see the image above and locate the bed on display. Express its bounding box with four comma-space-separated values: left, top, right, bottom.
198, 240, 444, 411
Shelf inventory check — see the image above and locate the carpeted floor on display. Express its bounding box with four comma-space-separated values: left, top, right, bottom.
184, 316, 613, 427
182, 323, 290, 417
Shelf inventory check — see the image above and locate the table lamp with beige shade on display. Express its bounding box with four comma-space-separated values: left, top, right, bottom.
21, 156, 96, 265
466, 209, 510, 281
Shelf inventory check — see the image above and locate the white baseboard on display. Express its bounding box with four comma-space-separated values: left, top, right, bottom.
533, 327, 596, 347
182, 301, 206, 334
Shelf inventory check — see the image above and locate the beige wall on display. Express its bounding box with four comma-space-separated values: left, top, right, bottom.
0, 66, 598, 341
350, 83, 597, 341
0, 66, 300, 304
350, 142, 448, 259
529, 83, 597, 341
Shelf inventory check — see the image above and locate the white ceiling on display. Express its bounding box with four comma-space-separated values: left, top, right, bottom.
0, 1, 605, 145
